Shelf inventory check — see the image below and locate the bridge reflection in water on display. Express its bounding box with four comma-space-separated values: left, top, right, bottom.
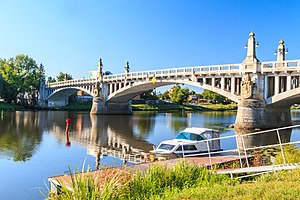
235, 129, 292, 151
1, 111, 299, 169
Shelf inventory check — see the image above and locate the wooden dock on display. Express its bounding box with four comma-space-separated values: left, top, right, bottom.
48, 152, 248, 192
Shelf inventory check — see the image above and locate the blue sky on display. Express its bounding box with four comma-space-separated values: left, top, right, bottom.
1, 0, 300, 82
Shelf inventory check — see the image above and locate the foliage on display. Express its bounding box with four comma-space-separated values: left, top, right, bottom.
169, 85, 190, 104
156, 169, 300, 200
47, 76, 57, 83
161, 90, 170, 100
47, 162, 236, 200
201, 89, 231, 104
57, 72, 73, 81
46, 161, 300, 200
140, 89, 158, 100
274, 145, 300, 164
0, 73, 3, 96
0, 54, 45, 106
48, 165, 131, 200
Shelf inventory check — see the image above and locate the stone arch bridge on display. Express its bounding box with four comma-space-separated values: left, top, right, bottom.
41, 32, 300, 130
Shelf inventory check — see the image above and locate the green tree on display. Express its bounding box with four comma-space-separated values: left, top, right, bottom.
57, 72, 73, 81
170, 85, 190, 104
47, 76, 56, 83
0, 74, 3, 96
161, 90, 170, 100
201, 89, 231, 104
140, 89, 158, 100
0, 54, 45, 105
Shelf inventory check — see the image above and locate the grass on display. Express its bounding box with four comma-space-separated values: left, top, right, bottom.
132, 103, 207, 112
199, 102, 237, 111
0, 102, 24, 111
47, 161, 300, 200
47, 146, 300, 199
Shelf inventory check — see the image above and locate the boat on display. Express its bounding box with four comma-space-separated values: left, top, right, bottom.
151, 127, 221, 158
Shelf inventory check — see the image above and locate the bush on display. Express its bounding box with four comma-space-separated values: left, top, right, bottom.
274, 145, 300, 164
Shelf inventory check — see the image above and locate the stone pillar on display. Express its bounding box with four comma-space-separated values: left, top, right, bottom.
276, 39, 286, 62
212, 77, 215, 87
90, 83, 132, 115
286, 74, 291, 91
235, 100, 291, 130
231, 77, 235, 94
221, 77, 225, 90
275, 75, 280, 95
235, 33, 292, 130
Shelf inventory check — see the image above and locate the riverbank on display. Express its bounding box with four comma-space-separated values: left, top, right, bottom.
132, 102, 237, 112
0, 102, 24, 111
0, 101, 238, 112
48, 161, 300, 200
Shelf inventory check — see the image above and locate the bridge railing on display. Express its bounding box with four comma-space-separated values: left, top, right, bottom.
103, 63, 242, 81
261, 59, 300, 72
47, 77, 98, 88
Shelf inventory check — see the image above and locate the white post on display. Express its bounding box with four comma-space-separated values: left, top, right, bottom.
231, 77, 235, 94
221, 77, 225, 91
212, 77, 215, 87
286, 75, 291, 91
275, 75, 280, 95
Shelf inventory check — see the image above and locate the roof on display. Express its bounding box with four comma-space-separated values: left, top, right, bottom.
181, 127, 219, 135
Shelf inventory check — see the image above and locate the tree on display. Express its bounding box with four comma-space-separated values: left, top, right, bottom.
201, 89, 231, 104
170, 85, 190, 104
161, 90, 170, 100
0, 54, 45, 105
140, 89, 158, 100
57, 72, 73, 81
47, 76, 56, 83
0, 74, 3, 96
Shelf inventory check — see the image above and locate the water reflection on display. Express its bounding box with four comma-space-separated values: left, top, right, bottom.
235, 129, 292, 150
0, 110, 297, 165
0, 111, 43, 161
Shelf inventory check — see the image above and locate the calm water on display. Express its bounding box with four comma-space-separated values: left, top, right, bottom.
0, 110, 300, 200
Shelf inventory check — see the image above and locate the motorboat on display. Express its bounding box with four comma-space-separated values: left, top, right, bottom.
151, 127, 221, 158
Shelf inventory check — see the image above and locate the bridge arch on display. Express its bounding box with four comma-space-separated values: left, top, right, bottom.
47, 87, 93, 102
266, 87, 300, 106
107, 79, 240, 103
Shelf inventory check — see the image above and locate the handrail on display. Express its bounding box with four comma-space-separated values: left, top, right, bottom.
181, 124, 300, 171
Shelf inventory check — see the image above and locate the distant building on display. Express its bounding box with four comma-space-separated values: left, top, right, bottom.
188, 95, 198, 103
77, 90, 93, 103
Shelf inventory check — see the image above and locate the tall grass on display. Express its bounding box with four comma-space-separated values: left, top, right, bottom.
48, 165, 131, 200
122, 162, 238, 199
274, 144, 300, 164
47, 162, 237, 200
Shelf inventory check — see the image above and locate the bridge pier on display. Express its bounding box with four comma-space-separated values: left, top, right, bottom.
235, 99, 292, 130
90, 98, 132, 115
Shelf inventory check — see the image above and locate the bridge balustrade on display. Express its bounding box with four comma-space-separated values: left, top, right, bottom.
261, 59, 300, 73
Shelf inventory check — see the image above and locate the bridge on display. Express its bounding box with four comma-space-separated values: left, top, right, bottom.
40, 32, 300, 130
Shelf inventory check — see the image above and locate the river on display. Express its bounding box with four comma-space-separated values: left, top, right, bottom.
0, 110, 300, 200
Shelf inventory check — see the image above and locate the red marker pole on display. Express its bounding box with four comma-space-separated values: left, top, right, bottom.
65, 118, 71, 146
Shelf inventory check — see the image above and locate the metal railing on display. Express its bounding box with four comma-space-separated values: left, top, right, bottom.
180, 124, 300, 174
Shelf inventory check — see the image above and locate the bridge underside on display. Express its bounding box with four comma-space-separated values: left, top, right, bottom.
47, 89, 78, 107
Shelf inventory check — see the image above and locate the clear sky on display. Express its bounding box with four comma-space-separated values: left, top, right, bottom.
1, 0, 300, 81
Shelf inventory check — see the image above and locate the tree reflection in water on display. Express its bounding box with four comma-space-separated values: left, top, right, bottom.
0, 111, 43, 162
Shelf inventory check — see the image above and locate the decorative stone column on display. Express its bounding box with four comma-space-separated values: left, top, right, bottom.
235, 33, 292, 130
90, 58, 132, 115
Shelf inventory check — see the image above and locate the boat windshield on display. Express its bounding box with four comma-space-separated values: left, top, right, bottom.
158, 143, 176, 150
175, 132, 205, 141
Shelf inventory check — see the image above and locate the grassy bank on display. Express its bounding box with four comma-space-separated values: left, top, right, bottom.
48, 145, 300, 199
0, 102, 24, 111
132, 103, 207, 112
48, 162, 300, 200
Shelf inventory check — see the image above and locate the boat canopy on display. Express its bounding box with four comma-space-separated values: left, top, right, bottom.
175, 132, 205, 141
